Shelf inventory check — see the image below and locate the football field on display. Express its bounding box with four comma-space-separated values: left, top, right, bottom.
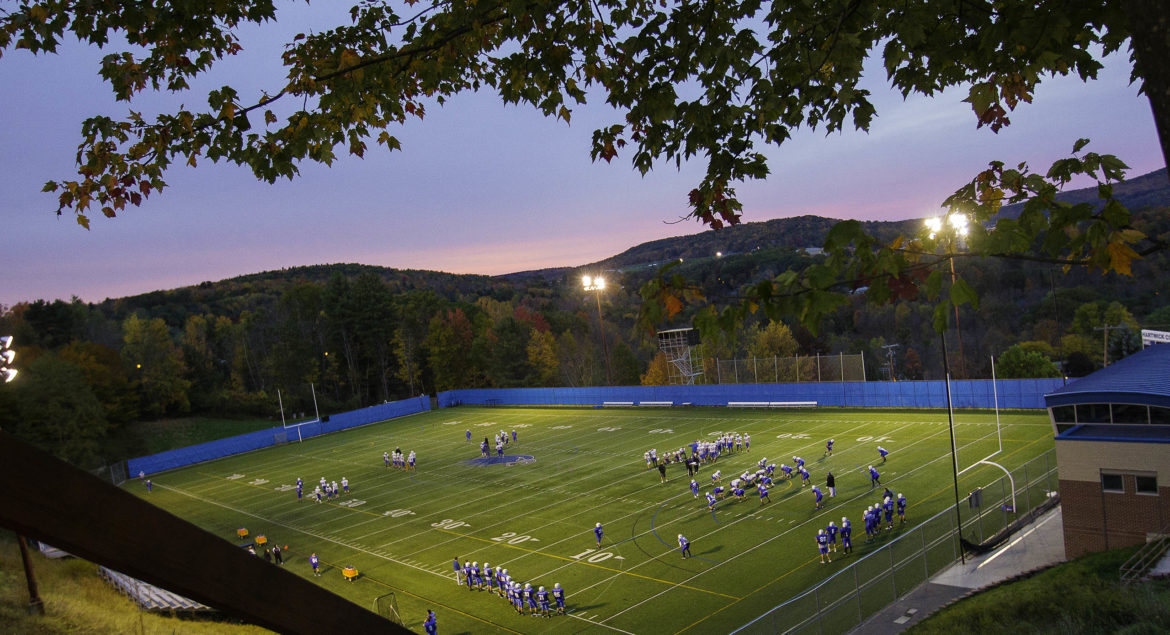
130, 406, 1055, 634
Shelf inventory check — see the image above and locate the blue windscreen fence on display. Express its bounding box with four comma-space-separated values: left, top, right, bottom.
437, 379, 1066, 410
128, 396, 430, 477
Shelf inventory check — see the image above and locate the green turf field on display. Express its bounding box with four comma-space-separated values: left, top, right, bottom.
128, 406, 1056, 634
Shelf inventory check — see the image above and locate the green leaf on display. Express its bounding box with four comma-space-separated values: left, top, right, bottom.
932, 303, 949, 333
950, 277, 979, 309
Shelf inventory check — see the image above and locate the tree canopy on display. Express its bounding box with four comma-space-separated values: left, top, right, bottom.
4, 0, 1168, 334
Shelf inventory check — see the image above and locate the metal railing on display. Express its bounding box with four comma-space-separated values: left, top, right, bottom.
1120, 528, 1170, 585
732, 450, 1059, 635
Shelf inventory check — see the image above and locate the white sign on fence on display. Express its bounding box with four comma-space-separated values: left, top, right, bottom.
1142, 329, 1170, 348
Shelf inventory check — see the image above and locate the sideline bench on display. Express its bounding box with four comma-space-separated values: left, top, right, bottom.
637, 401, 674, 407
602, 401, 635, 406
728, 401, 817, 408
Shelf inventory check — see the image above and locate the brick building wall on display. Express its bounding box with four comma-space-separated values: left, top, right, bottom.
1057, 439, 1170, 558
1060, 477, 1170, 558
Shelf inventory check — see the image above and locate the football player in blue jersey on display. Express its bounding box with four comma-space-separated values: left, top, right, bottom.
816, 529, 831, 563
537, 585, 551, 617
553, 583, 566, 614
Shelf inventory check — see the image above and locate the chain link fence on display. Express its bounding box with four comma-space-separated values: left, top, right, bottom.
711, 353, 866, 384
732, 449, 1059, 635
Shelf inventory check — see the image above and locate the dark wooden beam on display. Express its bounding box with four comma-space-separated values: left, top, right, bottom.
0, 429, 407, 634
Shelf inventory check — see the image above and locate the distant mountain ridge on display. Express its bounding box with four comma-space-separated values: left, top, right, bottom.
104, 167, 1170, 299
501, 167, 1169, 281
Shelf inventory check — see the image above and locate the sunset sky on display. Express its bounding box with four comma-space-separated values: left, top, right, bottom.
0, 7, 1163, 307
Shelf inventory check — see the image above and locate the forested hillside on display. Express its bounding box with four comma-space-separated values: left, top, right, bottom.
1, 171, 1168, 469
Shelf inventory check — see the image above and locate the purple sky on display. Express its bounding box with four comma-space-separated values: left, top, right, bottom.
1, 9, 1164, 307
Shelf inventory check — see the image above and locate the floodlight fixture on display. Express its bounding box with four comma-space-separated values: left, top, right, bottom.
2, 368, 15, 383
948, 212, 969, 237
0, 335, 11, 349
1, 349, 13, 364
924, 216, 943, 239
582, 276, 605, 292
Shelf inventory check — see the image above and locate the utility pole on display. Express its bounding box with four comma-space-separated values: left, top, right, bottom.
1093, 324, 1124, 366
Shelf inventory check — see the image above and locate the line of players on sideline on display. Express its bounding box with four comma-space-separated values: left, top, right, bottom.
816, 488, 907, 563
454, 558, 566, 618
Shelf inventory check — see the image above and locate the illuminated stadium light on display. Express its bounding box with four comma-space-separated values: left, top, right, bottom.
583, 275, 612, 385
0, 336, 15, 383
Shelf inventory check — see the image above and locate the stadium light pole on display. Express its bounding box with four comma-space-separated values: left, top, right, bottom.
582, 276, 613, 386
925, 213, 970, 378
926, 215, 968, 564
1, 335, 43, 614
941, 332, 966, 565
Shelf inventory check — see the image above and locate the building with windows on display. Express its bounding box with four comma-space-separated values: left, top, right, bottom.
1045, 343, 1170, 557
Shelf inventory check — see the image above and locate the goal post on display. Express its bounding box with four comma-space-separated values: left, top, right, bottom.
373, 592, 404, 626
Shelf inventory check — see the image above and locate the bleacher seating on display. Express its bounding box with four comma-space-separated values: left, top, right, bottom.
34, 541, 70, 559
99, 566, 213, 612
